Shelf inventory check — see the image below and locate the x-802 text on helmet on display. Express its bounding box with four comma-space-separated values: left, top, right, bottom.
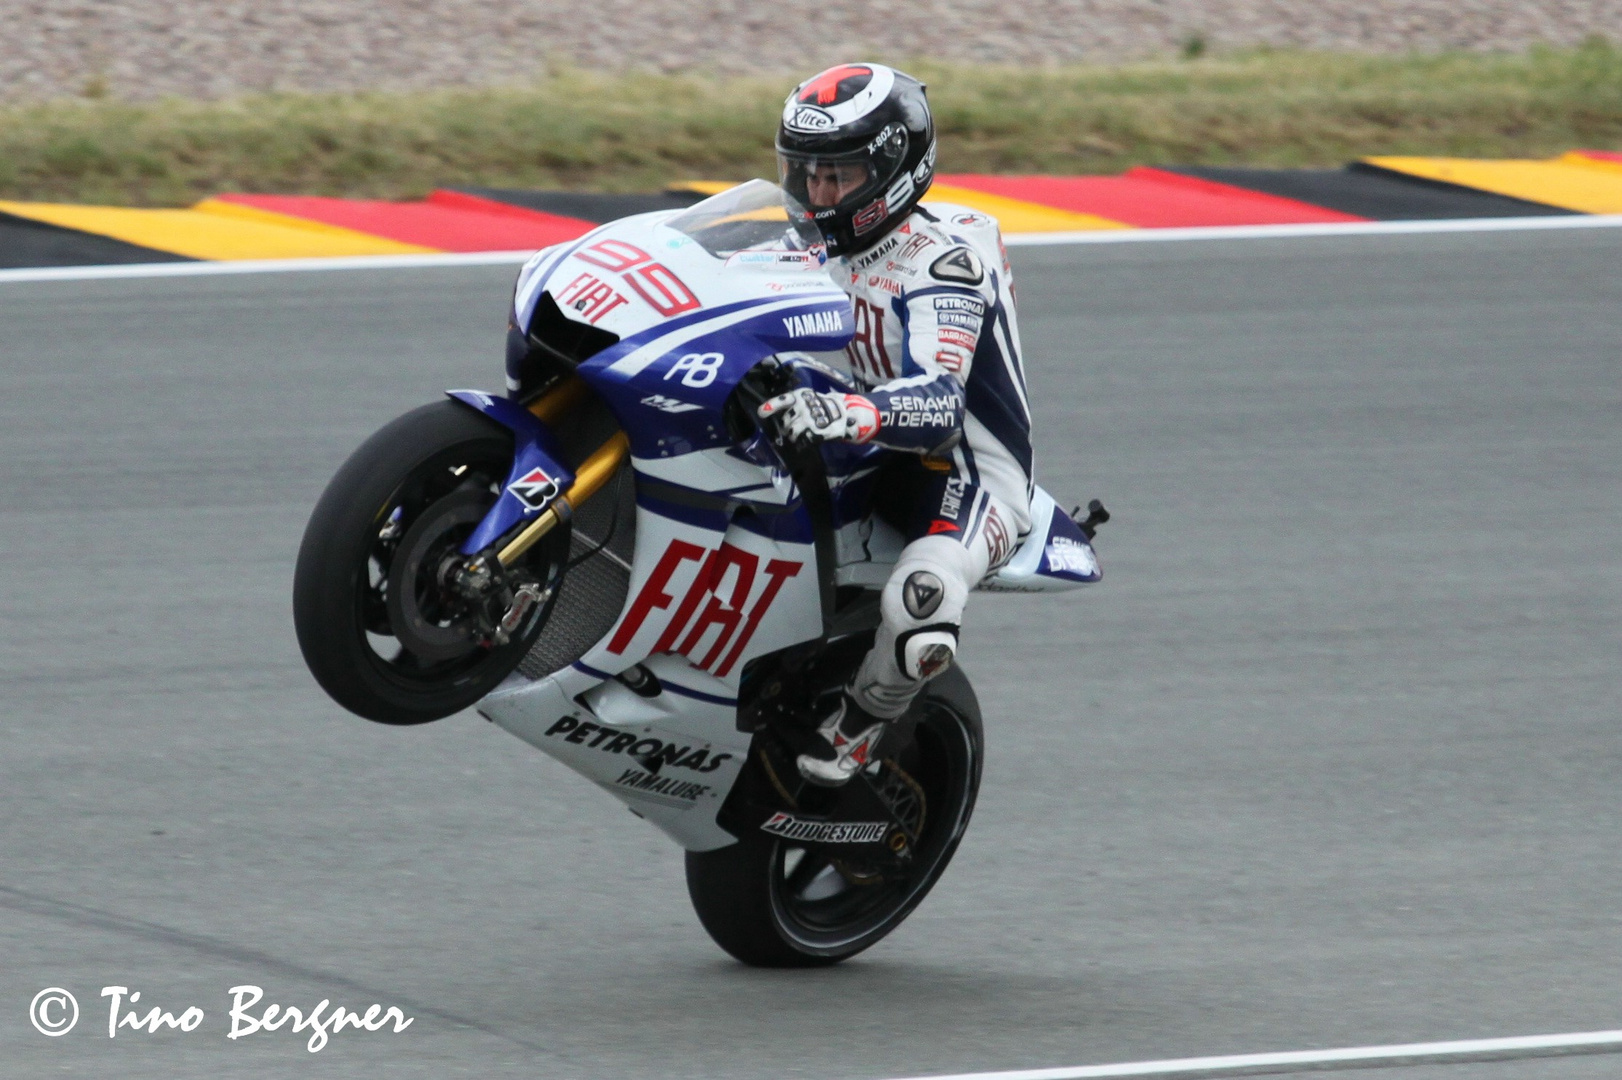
776, 63, 936, 258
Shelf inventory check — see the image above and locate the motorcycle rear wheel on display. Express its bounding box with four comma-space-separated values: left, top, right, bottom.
292, 400, 562, 725
685, 667, 983, 966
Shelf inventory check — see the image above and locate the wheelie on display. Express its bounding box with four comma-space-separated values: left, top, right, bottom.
293, 63, 1105, 965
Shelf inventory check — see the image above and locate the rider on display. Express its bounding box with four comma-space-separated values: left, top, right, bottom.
759, 63, 1035, 786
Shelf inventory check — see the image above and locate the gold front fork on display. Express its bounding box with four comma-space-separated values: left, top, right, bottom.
495, 379, 630, 567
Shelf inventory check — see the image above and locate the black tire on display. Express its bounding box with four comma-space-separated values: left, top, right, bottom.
685, 667, 983, 966
292, 400, 561, 724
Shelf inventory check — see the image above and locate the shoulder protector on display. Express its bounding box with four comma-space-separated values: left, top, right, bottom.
929, 246, 984, 286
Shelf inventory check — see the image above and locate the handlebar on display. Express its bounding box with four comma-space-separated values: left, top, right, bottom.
733, 357, 822, 459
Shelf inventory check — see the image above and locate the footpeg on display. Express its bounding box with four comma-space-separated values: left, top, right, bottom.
1072, 499, 1110, 540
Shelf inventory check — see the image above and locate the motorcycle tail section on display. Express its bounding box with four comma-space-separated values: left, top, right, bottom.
982, 486, 1102, 592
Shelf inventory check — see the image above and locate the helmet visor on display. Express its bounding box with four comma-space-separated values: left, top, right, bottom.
778, 153, 874, 213
776, 123, 909, 213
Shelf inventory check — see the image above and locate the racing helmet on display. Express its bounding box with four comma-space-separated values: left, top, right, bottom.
776, 63, 936, 257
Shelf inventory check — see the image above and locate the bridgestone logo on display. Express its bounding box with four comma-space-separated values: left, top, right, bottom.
760, 812, 887, 844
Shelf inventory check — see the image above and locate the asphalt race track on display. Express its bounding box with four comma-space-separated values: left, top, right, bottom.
3, 229, 1620, 1079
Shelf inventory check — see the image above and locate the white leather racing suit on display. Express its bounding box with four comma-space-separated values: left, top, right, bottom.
834, 203, 1036, 719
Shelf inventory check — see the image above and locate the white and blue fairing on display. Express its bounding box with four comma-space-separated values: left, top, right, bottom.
464, 181, 1098, 849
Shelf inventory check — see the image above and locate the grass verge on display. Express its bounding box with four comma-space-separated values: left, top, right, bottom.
2, 44, 1620, 207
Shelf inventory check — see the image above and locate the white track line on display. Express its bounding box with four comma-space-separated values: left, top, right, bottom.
0, 249, 535, 285
3, 214, 1621, 286
885, 1029, 1622, 1080
1002, 213, 1622, 247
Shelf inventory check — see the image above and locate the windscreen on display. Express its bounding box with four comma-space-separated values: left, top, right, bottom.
665, 179, 814, 257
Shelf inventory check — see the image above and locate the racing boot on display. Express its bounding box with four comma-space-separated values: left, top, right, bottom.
797, 693, 886, 787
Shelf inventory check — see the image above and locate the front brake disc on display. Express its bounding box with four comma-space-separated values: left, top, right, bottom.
384, 488, 491, 662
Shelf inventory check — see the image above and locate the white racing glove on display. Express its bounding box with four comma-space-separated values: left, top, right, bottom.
758, 388, 880, 446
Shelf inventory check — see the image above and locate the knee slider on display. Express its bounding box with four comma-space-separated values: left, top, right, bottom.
901, 570, 947, 620
887, 563, 968, 630
895, 625, 958, 682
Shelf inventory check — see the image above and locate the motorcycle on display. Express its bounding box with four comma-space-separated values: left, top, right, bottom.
292, 180, 1106, 966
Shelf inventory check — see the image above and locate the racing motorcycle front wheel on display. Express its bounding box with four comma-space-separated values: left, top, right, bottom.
685, 667, 983, 966
293, 400, 566, 725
